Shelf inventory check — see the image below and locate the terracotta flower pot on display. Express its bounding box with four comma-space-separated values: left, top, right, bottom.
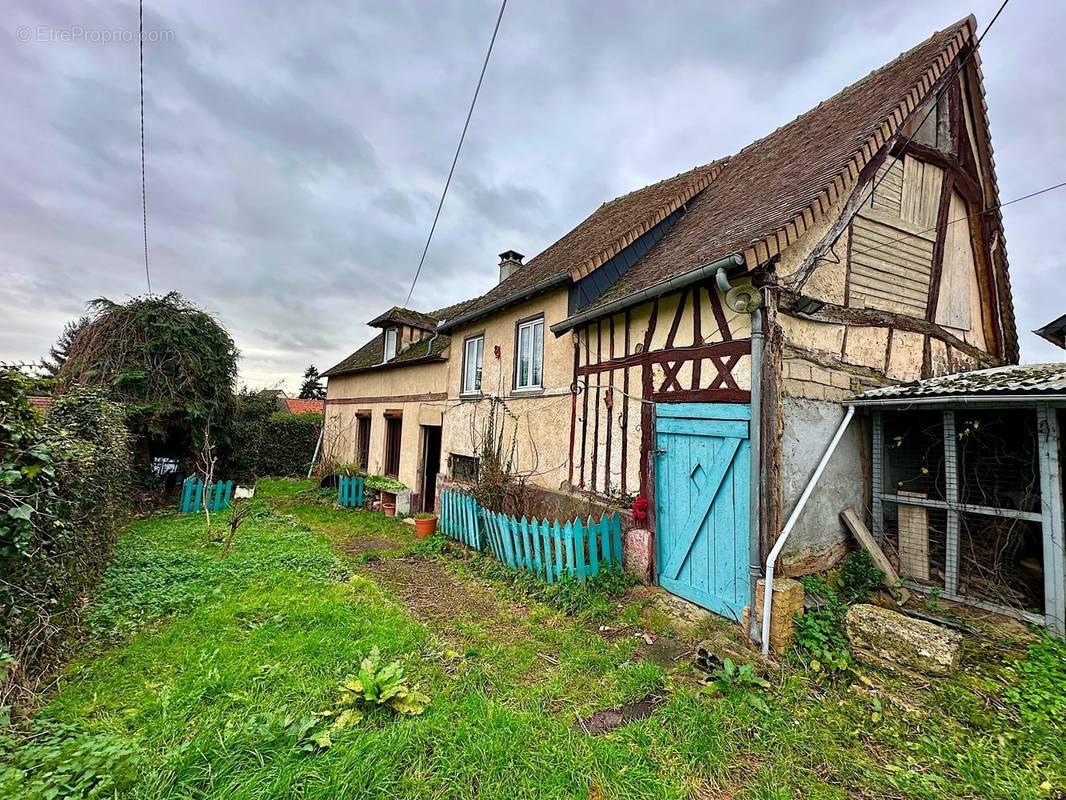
414, 515, 438, 539
382, 501, 396, 517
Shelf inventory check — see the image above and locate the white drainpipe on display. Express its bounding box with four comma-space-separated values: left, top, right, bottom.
760, 405, 855, 655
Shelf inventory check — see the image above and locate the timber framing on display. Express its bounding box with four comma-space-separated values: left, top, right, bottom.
778, 290, 1000, 367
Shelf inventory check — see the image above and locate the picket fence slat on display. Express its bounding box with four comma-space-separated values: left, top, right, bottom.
437, 490, 622, 583
337, 476, 366, 509
179, 476, 233, 514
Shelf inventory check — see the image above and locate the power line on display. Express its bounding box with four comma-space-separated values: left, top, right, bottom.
404, 0, 507, 307
821, 0, 1010, 264
847, 178, 1066, 262
139, 0, 152, 295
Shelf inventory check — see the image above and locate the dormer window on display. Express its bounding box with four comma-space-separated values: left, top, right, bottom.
383, 328, 397, 361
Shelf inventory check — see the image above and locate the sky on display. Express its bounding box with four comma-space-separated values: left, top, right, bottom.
2, 0, 1063, 390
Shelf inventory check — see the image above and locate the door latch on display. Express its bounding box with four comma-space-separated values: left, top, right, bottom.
653, 448, 667, 456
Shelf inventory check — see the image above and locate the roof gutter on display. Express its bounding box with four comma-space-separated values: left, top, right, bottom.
437, 272, 571, 333
550, 252, 745, 335
846, 394, 1066, 407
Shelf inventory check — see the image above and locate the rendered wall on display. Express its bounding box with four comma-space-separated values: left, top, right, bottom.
441, 288, 574, 493
324, 357, 449, 507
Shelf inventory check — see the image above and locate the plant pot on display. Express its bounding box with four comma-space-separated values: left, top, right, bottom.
382, 500, 396, 517
414, 515, 438, 539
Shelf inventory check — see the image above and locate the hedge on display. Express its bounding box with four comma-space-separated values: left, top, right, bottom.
0, 378, 131, 708
255, 412, 321, 477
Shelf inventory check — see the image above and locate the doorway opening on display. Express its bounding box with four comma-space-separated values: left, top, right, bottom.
421, 425, 442, 512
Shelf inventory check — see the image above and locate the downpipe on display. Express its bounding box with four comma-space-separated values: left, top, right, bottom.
760, 405, 855, 655
714, 268, 764, 643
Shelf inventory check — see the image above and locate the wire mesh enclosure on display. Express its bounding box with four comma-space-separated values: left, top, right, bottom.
871, 405, 1064, 635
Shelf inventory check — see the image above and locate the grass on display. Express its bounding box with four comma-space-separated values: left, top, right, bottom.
1, 478, 1063, 799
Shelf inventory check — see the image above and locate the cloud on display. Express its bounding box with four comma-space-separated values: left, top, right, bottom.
2, 0, 1063, 387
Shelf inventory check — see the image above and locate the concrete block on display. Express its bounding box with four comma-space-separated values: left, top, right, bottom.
844, 604, 962, 675
395, 490, 412, 516
623, 528, 654, 583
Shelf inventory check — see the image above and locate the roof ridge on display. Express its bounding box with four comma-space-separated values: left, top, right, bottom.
569, 159, 730, 280
736, 16, 975, 268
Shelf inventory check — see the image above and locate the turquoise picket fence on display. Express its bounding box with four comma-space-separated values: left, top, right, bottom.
337, 475, 366, 508
439, 489, 484, 549
179, 475, 233, 513
482, 510, 623, 584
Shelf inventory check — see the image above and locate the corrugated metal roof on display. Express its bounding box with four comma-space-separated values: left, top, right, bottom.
851, 363, 1066, 404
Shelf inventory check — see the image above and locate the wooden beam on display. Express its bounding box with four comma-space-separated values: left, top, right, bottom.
841, 507, 911, 605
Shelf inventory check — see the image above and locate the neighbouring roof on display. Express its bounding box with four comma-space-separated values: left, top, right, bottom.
27, 395, 53, 413
1034, 313, 1066, 349
849, 364, 1066, 405
570, 17, 989, 321
284, 398, 325, 414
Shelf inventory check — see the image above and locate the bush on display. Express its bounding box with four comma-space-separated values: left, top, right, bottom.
0, 377, 131, 710
255, 412, 321, 478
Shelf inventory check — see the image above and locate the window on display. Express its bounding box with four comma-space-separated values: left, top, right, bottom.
462, 335, 483, 395
514, 317, 543, 391
450, 453, 479, 483
356, 414, 371, 472
384, 415, 402, 477
383, 328, 397, 361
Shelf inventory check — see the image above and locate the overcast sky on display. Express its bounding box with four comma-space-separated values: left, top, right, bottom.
2, 0, 1063, 389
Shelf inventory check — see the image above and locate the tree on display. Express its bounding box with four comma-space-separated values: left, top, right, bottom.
43, 315, 89, 376
57, 293, 238, 462
299, 364, 325, 400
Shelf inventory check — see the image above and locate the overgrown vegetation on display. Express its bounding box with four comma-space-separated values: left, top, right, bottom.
1, 483, 1063, 799
222, 390, 321, 481
57, 293, 238, 461
0, 377, 131, 709
792, 550, 884, 677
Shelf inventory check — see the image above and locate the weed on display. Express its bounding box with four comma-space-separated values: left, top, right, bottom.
836, 549, 884, 603
1004, 635, 1066, 731
312, 647, 430, 747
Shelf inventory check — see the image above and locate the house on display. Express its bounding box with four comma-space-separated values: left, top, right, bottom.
326, 16, 1032, 633
322, 303, 471, 511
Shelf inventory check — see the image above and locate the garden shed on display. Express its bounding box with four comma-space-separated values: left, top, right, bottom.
849, 363, 1065, 637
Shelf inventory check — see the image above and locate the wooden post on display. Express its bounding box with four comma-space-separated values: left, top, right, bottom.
1037, 404, 1066, 638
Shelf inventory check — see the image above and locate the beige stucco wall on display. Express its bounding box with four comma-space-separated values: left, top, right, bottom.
324, 355, 449, 504
441, 288, 574, 493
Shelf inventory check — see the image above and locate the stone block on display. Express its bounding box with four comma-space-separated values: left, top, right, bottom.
844, 604, 962, 675
395, 489, 412, 516
753, 577, 804, 653
623, 528, 654, 583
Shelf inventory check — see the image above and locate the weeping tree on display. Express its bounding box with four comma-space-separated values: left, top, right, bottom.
58, 293, 238, 464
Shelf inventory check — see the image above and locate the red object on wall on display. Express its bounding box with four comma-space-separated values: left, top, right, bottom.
631, 495, 648, 525
493, 344, 501, 359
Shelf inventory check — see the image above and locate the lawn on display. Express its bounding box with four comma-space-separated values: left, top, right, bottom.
2, 479, 1063, 799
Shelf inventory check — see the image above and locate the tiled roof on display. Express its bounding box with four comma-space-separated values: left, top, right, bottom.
439, 161, 728, 328
850, 363, 1066, 403
321, 330, 452, 378
577, 17, 981, 317
368, 306, 439, 330
284, 398, 325, 414
27, 395, 53, 413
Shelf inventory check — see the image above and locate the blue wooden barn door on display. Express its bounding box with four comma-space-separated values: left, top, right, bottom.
654, 403, 750, 620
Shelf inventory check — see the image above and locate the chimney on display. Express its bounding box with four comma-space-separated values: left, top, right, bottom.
498, 250, 524, 284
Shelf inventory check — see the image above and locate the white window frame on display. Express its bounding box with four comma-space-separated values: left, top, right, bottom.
514, 317, 543, 392
383, 328, 397, 361
462, 335, 483, 396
